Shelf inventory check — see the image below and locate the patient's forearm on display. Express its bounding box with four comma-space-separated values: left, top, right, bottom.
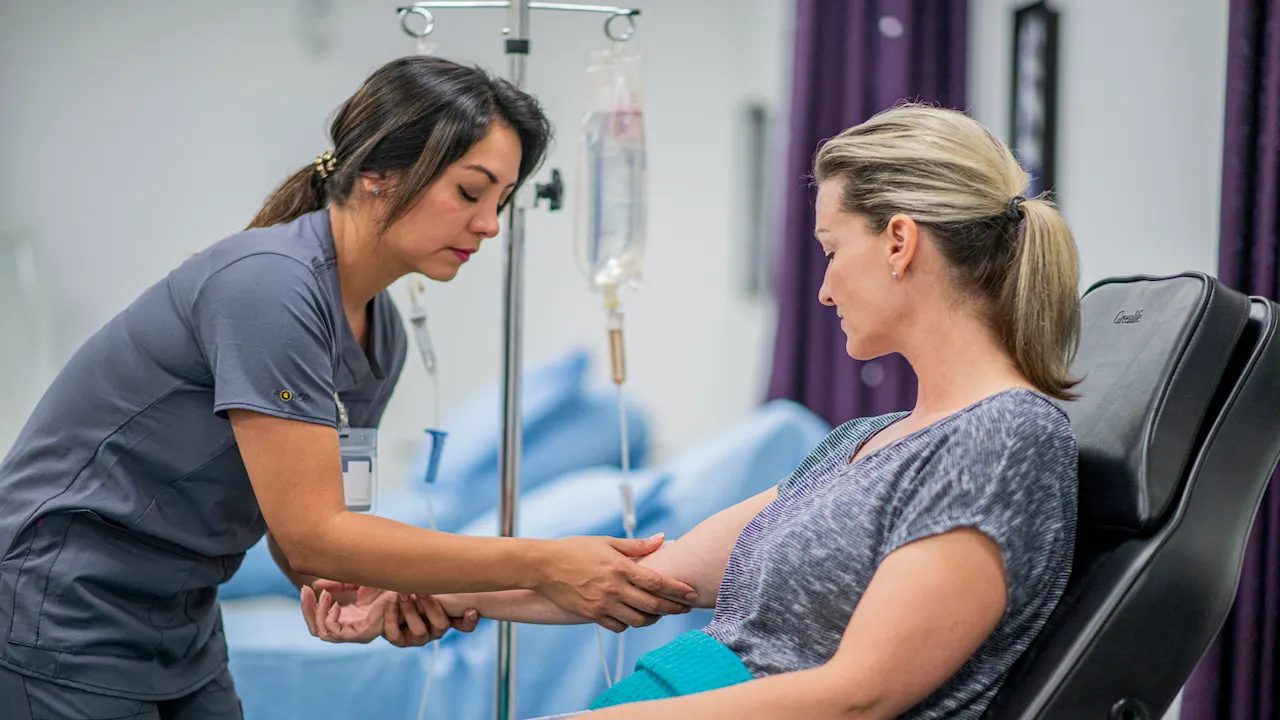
638, 489, 780, 609
437, 590, 582, 624
433, 490, 778, 624
435, 538, 710, 625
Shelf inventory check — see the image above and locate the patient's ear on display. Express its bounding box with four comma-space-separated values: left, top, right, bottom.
884, 213, 920, 277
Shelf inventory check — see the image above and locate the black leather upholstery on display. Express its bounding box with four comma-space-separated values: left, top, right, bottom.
1068, 273, 1249, 535
986, 273, 1280, 720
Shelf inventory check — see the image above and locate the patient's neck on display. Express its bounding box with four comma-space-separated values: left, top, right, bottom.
898, 306, 1032, 420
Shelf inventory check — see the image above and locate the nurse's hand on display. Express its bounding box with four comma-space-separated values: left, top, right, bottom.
534, 533, 699, 632
302, 580, 480, 646
301, 581, 398, 644
382, 591, 481, 647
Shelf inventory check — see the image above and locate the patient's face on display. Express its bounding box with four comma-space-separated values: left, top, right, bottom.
815, 178, 903, 360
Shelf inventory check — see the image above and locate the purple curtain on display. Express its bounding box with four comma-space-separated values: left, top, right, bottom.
765, 0, 968, 426
1182, 1, 1280, 719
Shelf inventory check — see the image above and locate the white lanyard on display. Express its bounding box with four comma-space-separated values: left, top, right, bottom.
334, 392, 350, 430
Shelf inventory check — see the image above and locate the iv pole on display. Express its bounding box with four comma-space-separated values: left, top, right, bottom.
395, 4, 640, 720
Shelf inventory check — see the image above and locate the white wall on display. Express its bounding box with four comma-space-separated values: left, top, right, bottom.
0, 0, 795, 487
968, 0, 1230, 289
969, 4, 1231, 717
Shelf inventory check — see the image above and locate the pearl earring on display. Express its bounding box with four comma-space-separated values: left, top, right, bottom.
891, 269, 899, 279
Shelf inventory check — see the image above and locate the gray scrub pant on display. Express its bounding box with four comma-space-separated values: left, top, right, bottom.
0, 664, 243, 720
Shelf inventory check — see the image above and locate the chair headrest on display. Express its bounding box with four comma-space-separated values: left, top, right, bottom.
1062, 272, 1250, 535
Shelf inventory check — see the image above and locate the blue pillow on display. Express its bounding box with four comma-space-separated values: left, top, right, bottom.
455, 465, 668, 540
417, 386, 650, 533
651, 399, 831, 538
408, 349, 593, 489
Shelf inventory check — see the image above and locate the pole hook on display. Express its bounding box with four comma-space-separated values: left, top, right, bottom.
399, 6, 437, 37
604, 12, 635, 42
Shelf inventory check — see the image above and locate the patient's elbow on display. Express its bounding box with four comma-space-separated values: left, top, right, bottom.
839, 700, 890, 720
813, 666, 893, 720
831, 694, 892, 720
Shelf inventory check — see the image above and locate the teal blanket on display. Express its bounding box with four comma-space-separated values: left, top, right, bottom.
589, 630, 754, 708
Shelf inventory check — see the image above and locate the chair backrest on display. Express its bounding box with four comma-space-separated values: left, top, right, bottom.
987, 272, 1280, 720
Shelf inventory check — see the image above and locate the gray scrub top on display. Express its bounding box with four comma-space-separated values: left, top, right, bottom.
0, 209, 407, 700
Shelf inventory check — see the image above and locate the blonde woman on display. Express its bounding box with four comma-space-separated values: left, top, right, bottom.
311, 103, 1083, 720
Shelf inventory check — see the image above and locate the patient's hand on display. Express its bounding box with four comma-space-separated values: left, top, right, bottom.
301, 579, 479, 647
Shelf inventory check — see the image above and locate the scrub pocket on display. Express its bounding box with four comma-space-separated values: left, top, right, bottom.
0, 663, 158, 720
8, 511, 212, 663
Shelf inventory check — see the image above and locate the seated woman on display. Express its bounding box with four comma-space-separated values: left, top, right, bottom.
305, 103, 1082, 719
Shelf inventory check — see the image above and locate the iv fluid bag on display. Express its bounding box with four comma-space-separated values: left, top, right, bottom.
576, 44, 648, 294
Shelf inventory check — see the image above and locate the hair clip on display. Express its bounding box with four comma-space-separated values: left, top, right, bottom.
1007, 195, 1026, 221
314, 150, 337, 180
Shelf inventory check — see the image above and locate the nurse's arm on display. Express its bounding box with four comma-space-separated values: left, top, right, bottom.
582, 527, 1008, 720
228, 410, 696, 618
266, 532, 319, 591
434, 487, 779, 626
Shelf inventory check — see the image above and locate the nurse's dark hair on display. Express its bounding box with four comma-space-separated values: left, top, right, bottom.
814, 103, 1082, 400
247, 56, 552, 230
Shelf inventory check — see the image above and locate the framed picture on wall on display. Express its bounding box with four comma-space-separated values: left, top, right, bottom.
1010, 1, 1059, 199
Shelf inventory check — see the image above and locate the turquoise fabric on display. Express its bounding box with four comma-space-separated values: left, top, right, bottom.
589, 630, 754, 709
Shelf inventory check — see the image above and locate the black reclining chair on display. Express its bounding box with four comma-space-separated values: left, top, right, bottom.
986, 272, 1280, 720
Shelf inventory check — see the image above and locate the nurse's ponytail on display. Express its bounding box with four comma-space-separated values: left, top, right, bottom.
246, 157, 329, 230
246, 56, 551, 231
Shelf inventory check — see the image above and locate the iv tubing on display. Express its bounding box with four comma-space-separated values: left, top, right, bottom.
596, 625, 614, 687
415, 368, 442, 720
412, 277, 443, 720
593, 285, 636, 686
613, 382, 632, 683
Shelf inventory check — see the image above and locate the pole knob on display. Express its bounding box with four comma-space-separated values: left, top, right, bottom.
533, 169, 564, 211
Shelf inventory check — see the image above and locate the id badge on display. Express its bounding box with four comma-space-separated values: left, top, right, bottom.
339, 428, 378, 512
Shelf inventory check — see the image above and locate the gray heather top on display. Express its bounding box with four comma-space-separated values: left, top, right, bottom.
703, 389, 1077, 718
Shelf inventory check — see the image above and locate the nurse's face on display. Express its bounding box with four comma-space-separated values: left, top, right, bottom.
381, 122, 523, 282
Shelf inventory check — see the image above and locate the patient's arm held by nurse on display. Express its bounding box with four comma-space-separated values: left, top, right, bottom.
436, 487, 780, 630
229, 409, 695, 622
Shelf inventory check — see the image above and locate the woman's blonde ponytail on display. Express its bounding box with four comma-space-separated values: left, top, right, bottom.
1000, 196, 1082, 399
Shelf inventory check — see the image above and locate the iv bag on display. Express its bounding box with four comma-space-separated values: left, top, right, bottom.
575, 43, 648, 295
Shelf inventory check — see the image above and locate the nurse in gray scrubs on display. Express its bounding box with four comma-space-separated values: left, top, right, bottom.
0, 56, 695, 719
